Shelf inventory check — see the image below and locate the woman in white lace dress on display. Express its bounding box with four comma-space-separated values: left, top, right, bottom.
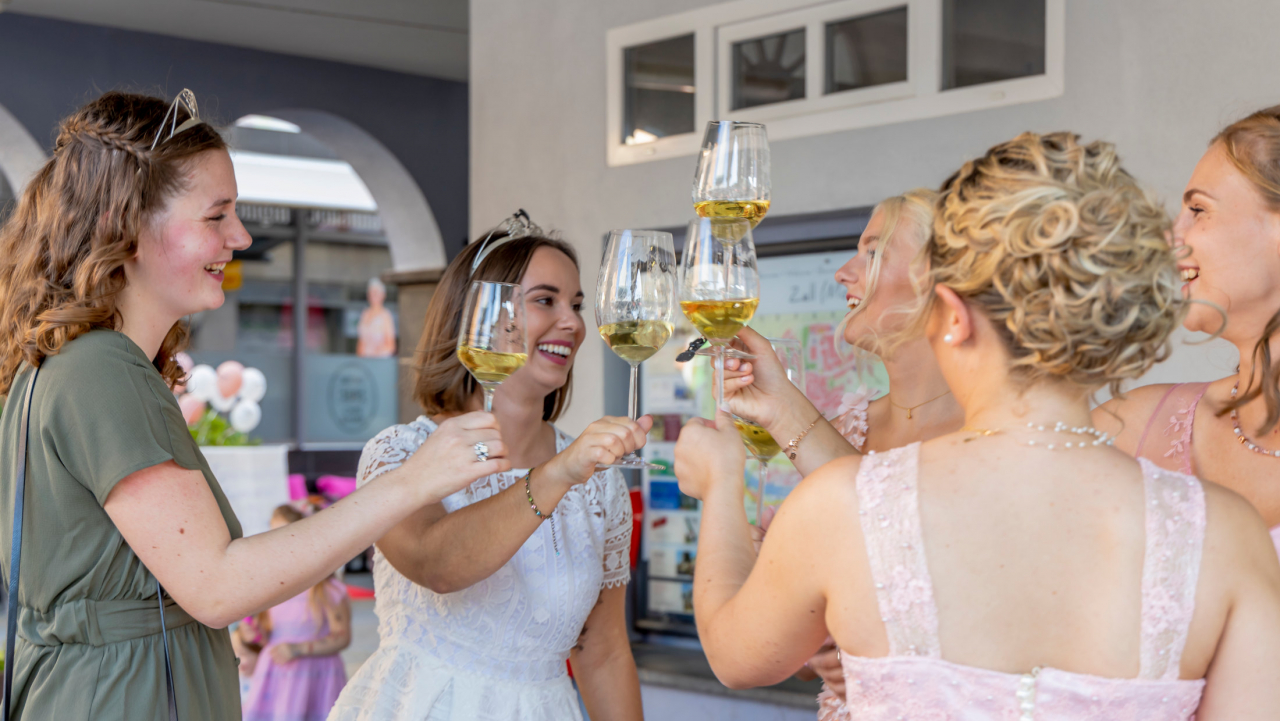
724, 190, 964, 719
328, 217, 646, 721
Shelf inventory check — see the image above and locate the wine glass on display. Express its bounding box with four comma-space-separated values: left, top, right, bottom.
693, 121, 771, 228
731, 337, 805, 525
679, 217, 760, 411
596, 229, 676, 469
457, 281, 528, 412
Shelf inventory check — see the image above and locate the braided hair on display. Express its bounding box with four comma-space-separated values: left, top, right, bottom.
0, 91, 227, 395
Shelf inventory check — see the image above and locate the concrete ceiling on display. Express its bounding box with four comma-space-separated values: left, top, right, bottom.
1, 0, 469, 80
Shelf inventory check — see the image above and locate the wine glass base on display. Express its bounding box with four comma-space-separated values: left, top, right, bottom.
696, 347, 754, 360
597, 458, 664, 470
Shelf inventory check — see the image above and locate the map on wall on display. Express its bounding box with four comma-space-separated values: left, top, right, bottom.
639, 249, 889, 622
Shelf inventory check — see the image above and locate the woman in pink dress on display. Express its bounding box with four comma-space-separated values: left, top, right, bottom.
241, 505, 351, 721
1096, 106, 1280, 558
676, 131, 1280, 719
724, 189, 965, 719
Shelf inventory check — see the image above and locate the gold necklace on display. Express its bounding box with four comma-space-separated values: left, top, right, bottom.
889, 390, 952, 419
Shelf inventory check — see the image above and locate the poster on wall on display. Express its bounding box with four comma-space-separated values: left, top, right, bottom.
639, 249, 888, 626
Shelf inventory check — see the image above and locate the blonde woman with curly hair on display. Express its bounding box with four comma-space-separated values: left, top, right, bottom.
675, 132, 1280, 719
0, 91, 502, 720
1097, 105, 1280, 558
720, 189, 964, 719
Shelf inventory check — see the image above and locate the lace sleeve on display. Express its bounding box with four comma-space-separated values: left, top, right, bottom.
831, 386, 873, 451
356, 422, 430, 489
600, 471, 633, 590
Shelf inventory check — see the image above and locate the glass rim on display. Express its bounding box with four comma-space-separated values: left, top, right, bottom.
704, 120, 766, 129
606, 228, 674, 240
467, 279, 524, 290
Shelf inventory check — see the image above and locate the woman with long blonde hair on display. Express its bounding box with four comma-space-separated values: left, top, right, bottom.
677, 132, 1280, 719
0, 90, 500, 720
721, 189, 964, 718
1097, 105, 1280, 557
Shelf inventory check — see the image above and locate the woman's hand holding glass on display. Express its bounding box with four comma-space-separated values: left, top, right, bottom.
396, 411, 510, 505
538, 416, 654, 490
673, 410, 747, 503
721, 327, 816, 436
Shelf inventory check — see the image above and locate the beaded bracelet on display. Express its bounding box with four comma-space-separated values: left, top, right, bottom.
524, 468, 561, 556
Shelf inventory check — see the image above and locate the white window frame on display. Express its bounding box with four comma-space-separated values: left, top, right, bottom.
606, 0, 1064, 167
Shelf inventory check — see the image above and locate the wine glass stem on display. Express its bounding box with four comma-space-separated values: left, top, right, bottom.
483, 385, 496, 413
628, 362, 640, 421
714, 346, 726, 412
758, 458, 768, 528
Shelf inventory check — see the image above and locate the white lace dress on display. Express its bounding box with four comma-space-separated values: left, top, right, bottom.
327, 417, 633, 721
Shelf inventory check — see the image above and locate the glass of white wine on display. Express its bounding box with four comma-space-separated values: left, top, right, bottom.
680, 217, 760, 411
457, 280, 528, 413
693, 120, 771, 228
596, 229, 676, 469
730, 337, 804, 525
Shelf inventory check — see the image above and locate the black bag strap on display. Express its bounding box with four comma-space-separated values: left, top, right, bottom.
4, 366, 178, 721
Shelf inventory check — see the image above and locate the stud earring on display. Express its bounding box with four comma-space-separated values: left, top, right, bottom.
943, 334, 954, 344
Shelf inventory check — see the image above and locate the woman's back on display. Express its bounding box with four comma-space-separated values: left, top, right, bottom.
822, 437, 1242, 674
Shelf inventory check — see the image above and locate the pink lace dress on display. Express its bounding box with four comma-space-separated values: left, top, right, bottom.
836, 443, 1207, 720
1137, 382, 1280, 557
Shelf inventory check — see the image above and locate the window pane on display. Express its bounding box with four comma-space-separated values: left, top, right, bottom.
732, 28, 806, 110
825, 7, 908, 95
942, 0, 1045, 90
624, 34, 695, 145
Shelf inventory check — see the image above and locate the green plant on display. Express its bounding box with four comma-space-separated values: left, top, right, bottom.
189, 409, 260, 447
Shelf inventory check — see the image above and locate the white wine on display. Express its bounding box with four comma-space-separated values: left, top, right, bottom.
599, 320, 673, 364
695, 199, 770, 228
679, 299, 759, 341
733, 417, 781, 460
457, 346, 527, 384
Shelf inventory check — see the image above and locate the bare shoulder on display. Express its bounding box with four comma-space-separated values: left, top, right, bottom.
1093, 384, 1179, 454
1202, 480, 1279, 577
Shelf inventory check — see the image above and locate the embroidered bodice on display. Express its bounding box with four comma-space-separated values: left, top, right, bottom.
832, 386, 875, 452
836, 444, 1206, 720
328, 417, 632, 721
1137, 382, 1280, 557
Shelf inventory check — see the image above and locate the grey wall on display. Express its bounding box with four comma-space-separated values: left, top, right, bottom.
0, 11, 471, 260
472, 0, 1280, 433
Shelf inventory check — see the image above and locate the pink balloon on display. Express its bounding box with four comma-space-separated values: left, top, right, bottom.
216, 361, 245, 399
178, 394, 208, 426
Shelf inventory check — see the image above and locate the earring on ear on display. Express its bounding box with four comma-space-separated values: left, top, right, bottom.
943, 334, 954, 344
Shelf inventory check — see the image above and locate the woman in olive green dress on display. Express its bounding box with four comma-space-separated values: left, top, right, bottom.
0, 91, 508, 720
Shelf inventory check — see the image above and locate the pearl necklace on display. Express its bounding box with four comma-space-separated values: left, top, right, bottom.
1229, 383, 1280, 458
962, 421, 1114, 450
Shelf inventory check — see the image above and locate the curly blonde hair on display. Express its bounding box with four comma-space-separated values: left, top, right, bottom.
906, 131, 1185, 396
0, 91, 225, 396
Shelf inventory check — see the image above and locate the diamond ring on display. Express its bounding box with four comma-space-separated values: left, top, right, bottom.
474, 442, 490, 462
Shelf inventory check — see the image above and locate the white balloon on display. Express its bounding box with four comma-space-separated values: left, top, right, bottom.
186, 365, 218, 401
229, 399, 262, 433
239, 367, 267, 403
208, 391, 237, 414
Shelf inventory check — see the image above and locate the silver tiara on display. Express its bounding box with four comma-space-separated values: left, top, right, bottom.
470, 209, 551, 275
151, 89, 203, 151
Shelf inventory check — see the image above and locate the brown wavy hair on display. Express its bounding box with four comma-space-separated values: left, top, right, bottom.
412, 229, 580, 421
1213, 105, 1280, 433
899, 131, 1185, 397
0, 90, 227, 396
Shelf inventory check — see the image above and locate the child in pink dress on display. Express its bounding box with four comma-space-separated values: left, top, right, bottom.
240, 505, 352, 721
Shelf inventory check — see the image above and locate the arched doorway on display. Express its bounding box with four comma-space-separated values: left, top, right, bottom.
262, 109, 446, 272
0, 102, 47, 208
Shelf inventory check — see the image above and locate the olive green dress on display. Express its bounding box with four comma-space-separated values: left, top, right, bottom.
0, 330, 243, 720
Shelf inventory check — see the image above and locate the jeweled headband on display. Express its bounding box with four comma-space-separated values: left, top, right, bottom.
151, 89, 204, 150
469, 209, 551, 275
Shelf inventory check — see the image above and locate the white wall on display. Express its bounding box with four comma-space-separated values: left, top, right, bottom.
471, 0, 1280, 434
